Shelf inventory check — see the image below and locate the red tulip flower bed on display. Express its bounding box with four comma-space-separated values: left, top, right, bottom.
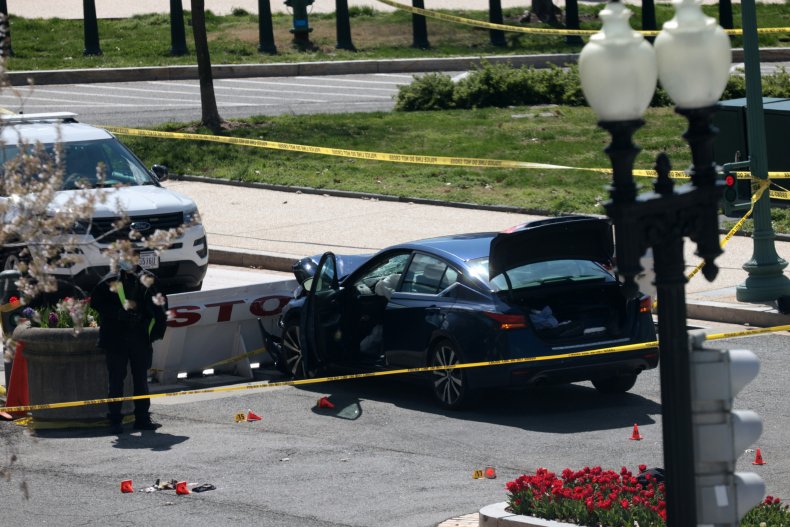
506, 465, 666, 527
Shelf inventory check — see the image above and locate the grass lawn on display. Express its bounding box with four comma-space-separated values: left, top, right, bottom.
5, 4, 790, 71
117, 105, 790, 234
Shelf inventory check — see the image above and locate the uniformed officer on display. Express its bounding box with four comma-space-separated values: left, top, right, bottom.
91, 260, 168, 434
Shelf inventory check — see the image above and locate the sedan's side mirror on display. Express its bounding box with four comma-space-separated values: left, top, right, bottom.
151, 164, 169, 181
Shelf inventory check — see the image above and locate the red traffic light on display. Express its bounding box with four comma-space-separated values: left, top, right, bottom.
725, 175, 736, 187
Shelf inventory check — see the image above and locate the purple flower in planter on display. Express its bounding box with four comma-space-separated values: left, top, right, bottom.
49, 311, 59, 327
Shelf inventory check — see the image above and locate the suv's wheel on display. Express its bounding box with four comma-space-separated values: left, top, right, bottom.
430, 339, 472, 410
592, 373, 638, 394
281, 320, 318, 379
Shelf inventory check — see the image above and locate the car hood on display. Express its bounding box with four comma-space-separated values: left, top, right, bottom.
489, 216, 614, 279
48, 185, 196, 217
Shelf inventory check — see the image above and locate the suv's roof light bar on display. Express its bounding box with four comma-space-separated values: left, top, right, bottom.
0, 112, 79, 124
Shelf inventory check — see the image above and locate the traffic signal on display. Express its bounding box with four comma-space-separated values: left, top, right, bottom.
689, 331, 765, 524
724, 173, 738, 203
720, 168, 751, 218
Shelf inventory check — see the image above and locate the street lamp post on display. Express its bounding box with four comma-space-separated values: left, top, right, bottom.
735, 0, 790, 303
579, 0, 731, 525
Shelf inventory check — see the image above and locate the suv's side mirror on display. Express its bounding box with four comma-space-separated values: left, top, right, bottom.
151, 164, 169, 181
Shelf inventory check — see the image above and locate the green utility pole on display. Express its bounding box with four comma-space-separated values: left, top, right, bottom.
735, 0, 790, 302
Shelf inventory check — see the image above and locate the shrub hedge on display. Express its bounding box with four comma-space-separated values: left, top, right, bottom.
395, 62, 790, 111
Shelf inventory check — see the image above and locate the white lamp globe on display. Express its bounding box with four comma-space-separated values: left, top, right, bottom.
654, 0, 731, 109
579, 0, 657, 122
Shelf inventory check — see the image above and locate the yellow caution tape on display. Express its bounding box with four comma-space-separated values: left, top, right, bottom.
3, 339, 660, 413
109, 126, 790, 200
375, 0, 789, 37
685, 179, 769, 282
377, 0, 597, 36
706, 324, 790, 341
4, 322, 790, 414
105, 126, 597, 172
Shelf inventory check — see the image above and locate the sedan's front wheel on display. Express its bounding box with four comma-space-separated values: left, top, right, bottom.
281, 321, 318, 379
430, 339, 472, 410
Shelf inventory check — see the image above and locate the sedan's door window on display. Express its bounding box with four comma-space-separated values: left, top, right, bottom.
400, 254, 458, 295
352, 252, 410, 297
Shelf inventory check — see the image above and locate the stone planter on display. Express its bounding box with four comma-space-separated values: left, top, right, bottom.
479, 503, 579, 527
12, 324, 133, 421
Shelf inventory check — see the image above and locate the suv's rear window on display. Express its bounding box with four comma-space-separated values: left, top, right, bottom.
2, 138, 155, 190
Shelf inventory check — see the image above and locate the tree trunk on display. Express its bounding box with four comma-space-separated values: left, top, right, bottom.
190, 0, 224, 133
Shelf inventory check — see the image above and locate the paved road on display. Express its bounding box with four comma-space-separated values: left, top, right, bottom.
2, 329, 787, 526
0, 72, 431, 126
1, 61, 784, 127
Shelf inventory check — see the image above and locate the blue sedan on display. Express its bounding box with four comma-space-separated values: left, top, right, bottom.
268, 216, 658, 409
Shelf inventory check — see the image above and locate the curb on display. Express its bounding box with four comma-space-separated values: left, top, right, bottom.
685, 299, 790, 327
478, 503, 576, 527
8, 47, 790, 86
209, 246, 296, 273
8, 53, 578, 86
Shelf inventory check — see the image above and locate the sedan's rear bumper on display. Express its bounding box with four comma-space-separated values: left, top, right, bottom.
468, 348, 659, 389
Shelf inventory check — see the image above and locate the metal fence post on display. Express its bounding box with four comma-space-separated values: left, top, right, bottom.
170, 0, 188, 55
258, 0, 278, 54
336, 0, 356, 51
488, 0, 506, 47
83, 0, 102, 56
411, 0, 429, 49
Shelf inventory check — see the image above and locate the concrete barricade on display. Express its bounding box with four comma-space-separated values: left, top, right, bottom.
152, 279, 297, 384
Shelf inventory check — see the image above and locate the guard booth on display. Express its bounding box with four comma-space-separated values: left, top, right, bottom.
713, 97, 790, 214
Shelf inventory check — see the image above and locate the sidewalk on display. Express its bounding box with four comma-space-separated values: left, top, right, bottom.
166, 176, 790, 328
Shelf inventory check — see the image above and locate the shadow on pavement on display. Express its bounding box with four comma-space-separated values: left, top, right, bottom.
283, 373, 661, 434
111, 431, 189, 451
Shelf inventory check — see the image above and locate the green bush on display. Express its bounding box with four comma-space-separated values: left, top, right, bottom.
394, 73, 457, 111
396, 63, 790, 112
453, 62, 526, 108
741, 496, 790, 526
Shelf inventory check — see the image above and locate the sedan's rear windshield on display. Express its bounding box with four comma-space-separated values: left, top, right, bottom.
469, 257, 615, 292
2, 138, 155, 190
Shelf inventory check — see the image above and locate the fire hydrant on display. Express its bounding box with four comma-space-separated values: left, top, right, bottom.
284, 0, 315, 49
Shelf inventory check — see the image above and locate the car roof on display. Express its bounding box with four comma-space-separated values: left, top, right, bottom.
0, 112, 112, 145
393, 232, 496, 262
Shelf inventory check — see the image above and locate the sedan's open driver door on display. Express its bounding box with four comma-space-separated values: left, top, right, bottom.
303, 252, 342, 372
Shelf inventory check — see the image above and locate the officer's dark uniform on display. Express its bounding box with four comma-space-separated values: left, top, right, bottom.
90, 265, 168, 433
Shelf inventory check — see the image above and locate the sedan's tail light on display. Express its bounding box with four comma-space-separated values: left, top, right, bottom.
639, 295, 653, 314
484, 312, 527, 330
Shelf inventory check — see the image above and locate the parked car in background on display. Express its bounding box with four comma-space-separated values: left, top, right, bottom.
0, 112, 208, 294
266, 216, 658, 409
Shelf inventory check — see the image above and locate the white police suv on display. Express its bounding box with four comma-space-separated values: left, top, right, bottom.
0, 112, 208, 293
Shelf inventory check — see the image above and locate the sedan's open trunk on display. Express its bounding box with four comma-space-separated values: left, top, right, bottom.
499, 281, 630, 342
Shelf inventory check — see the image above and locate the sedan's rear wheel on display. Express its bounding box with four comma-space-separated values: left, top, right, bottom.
430, 339, 472, 410
281, 320, 317, 379
592, 373, 638, 394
